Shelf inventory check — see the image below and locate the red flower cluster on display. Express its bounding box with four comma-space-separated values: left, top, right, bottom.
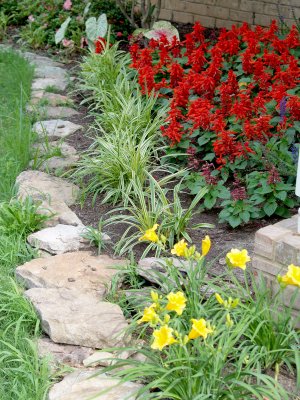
130, 21, 300, 168
95, 37, 107, 54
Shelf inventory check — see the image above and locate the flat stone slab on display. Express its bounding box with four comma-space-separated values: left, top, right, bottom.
16, 170, 79, 205
137, 257, 190, 285
40, 201, 82, 227
23, 52, 63, 67
32, 78, 68, 92
32, 120, 82, 140
34, 66, 68, 80
27, 105, 79, 120
31, 91, 73, 107
48, 370, 141, 400
83, 350, 130, 368
16, 251, 126, 298
25, 288, 129, 348
31, 141, 79, 172
27, 224, 89, 255
44, 106, 79, 119
38, 337, 93, 368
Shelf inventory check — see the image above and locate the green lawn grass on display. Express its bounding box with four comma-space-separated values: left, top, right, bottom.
0, 49, 51, 400
0, 49, 33, 200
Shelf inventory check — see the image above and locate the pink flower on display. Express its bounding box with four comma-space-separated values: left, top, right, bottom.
63, 0, 72, 10
62, 38, 74, 47
28, 15, 35, 22
116, 32, 123, 38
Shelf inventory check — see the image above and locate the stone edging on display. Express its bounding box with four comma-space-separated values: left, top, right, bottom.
5, 49, 143, 400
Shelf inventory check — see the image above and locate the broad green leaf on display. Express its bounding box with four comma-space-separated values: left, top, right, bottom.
97, 13, 108, 38
263, 201, 277, 216
55, 16, 71, 45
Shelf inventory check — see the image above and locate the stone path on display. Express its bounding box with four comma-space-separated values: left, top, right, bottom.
7, 49, 142, 399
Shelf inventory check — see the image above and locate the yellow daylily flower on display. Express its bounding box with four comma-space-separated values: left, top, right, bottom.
215, 293, 224, 305
188, 318, 214, 340
215, 293, 239, 309
139, 224, 159, 243
137, 304, 159, 326
151, 291, 159, 302
166, 291, 187, 315
171, 239, 188, 257
278, 264, 300, 288
226, 249, 250, 270
226, 313, 234, 328
202, 235, 211, 256
151, 325, 177, 351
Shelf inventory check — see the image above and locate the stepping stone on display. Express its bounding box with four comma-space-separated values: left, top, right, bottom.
137, 257, 191, 285
32, 78, 68, 92
16, 170, 79, 205
43, 106, 79, 119
48, 370, 142, 400
23, 52, 63, 67
16, 251, 127, 298
38, 337, 93, 368
31, 92, 73, 107
25, 288, 129, 348
83, 350, 130, 367
41, 201, 82, 227
32, 141, 77, 156
27, 224, 89, 255
26, 105, 79, 120
31, 141, 79, 172
32, 120, 82, 140
34, 66, 68, 80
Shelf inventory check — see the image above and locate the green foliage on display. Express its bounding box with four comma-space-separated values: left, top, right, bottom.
219, 198, 261, 228
241, 276, 300, 374
247, 171, 296, 218
102, 255, 298, 399
186, 173, 230, 210
107, 174, 213, 257
81, 218, 107, 254
0, 50, 34, 201
75, 44, 169, 205
0, 11, 12, 39
0, 197, 50, 237
2, 0, 133, 49
0, 50, 51, 399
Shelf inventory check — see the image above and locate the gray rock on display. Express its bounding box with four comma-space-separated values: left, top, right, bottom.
27, 224, 90, 255
31, 141, 79, 172
23, 52, 63, 67
27, 106, 79, 119
16, 251, 126, 298
33, 141, 77, 157
32, 78, 68, 92
83, 350, 130, 368
43, 106, 79, 119
25, 288, 129, 348
137, 257, 190, 285
48, 370, 142, 400
16, 170, 79, 205
40, 201, 82, 227
31, 92, 73, 107
34, 66, 68, 80
32, 120, 82, 140
38, 337, 93, 368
